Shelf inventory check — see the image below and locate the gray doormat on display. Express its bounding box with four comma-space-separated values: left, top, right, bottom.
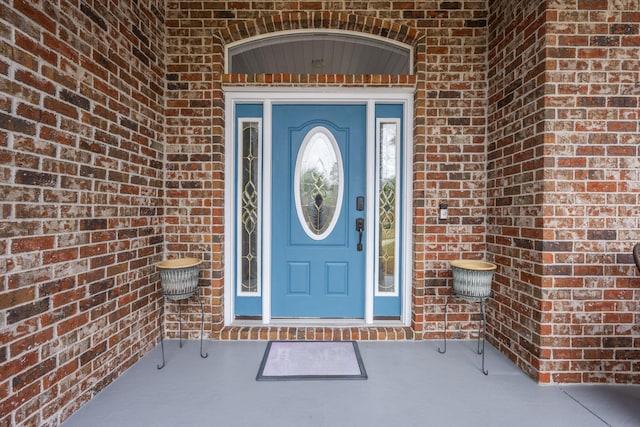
256, 341, 368, 381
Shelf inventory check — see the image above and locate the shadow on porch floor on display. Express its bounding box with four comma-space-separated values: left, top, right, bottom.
62, 341, 640, 427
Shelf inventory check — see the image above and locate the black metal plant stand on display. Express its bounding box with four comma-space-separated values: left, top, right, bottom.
155, 258, 208, 370
438, 293, 491, 375
157, 288, 208, 369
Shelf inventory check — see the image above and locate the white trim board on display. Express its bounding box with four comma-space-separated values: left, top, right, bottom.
224, 88, 414, 327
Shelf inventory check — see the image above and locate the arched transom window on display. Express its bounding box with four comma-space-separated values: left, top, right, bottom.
226, 30, 412, 75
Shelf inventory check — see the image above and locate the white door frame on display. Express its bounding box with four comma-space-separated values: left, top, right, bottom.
223, 87, 414, 326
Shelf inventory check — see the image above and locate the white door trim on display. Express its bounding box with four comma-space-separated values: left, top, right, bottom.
365, 100, 376, 324
223, 88, 414, 327
262, 100, 273, 323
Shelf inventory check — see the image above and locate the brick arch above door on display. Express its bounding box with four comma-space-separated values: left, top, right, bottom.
213, 11, 426, 76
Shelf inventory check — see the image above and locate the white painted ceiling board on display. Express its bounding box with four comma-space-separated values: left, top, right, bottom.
229, 32, 411, 74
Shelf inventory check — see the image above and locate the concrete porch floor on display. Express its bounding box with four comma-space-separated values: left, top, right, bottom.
61, 341, 640, 427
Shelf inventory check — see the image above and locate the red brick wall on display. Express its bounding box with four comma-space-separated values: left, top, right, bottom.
487, 0, 549, 382
0, 0, 166, 425
542, 0, 640, 384
418, 2, 489, 340
488, 0, 640, 383
164, 1, 490, 343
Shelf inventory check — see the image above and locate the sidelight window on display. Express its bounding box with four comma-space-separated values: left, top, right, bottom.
376, 120, 400, 295
238, 119, 261, 295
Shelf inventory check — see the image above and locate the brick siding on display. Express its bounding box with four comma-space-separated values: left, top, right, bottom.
487, 0, 550, 382
1, 1, 165, 425
541, 0, 639, 384
1, 0, 639, 425
488, 0, 640, 384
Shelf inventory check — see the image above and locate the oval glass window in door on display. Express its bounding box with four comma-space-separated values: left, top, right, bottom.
294, 127, 343, 240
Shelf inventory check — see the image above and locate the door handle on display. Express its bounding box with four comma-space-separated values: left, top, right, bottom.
355, 218, 364, 252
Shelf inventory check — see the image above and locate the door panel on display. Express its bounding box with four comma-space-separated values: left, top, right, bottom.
271, 104, 366, 318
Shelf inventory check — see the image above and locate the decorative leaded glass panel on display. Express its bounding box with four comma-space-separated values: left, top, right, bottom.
240, 121, 259, 294
295, 128, 343, 240
378, 122, 397, 294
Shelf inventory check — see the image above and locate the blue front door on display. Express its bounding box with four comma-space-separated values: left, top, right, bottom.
271, 104, 366, 318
